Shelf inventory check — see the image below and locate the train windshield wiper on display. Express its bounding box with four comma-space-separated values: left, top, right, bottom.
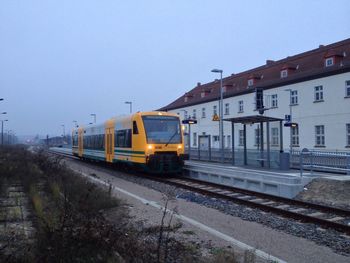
165, 131, 179, 146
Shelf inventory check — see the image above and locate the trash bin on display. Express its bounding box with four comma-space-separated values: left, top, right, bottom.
279, 152, 290, 170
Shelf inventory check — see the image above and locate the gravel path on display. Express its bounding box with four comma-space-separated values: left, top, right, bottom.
65, 159, 350, 263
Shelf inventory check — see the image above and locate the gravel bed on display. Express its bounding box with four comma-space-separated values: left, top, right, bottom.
71, 161, 350, 257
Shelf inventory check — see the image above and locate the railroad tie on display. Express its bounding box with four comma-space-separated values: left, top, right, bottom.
326, 216, 345, 222
307, 212, 324, 217
275, 205, 291, 209
289, 208, 307, 213
227, 193, 240, 197
261, 201, 275, 205
237, 195, 252, 200
249, 198, 265, 203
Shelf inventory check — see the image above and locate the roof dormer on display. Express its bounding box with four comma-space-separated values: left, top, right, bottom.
184, 93, 193, 102
247, 74, 261, 87
324, 50, 344, 67
280, 63, 297, 78
200, 88, 211, 98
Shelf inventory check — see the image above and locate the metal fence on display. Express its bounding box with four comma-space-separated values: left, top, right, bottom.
186, 147, 350, 174
291, 150, 350, 174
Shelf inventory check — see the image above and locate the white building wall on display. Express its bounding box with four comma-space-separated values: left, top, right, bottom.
171, 72, 350, 152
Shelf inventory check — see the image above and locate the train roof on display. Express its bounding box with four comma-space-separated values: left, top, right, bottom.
71, 111, 180, 132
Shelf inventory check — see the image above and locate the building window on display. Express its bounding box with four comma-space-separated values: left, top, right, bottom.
314, 85, 324, 102
315, 125, 325, 146
291, 90, 298, 105
192, 109, 196, 119
224, 103, 230, 115
238, 100, 244, 113
346, 124, 350, 146
325, 57, 334, 67
346, 80, 350, 97
184, 110, 188, 119
254, 128, 260, 146
213, 135, 220, 142
271, 94, 278, 108
280, 69, 288, 78
201, 107, 206, 118
248, 79, 254, 87
291, 126, 299, 146
239, 130, 244, 146
213, 105, 217, 116
193, 132, 197, 147
227, 135, 231, 148
271, 128, 279, 146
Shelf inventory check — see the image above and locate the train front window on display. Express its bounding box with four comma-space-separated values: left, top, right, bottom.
142, 115, 181, 144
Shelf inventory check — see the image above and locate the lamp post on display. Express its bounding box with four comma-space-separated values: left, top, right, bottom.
90, 114, 96, 124
125, 101, 132, 113
285, 89, 293, 155
1, 119, 8, 145
7, 130, 12, 145
211, 69, 224, 163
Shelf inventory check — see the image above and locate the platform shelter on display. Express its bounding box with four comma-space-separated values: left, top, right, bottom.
223, 115, 286, 169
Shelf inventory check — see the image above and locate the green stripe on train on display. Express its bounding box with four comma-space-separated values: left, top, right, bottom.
114, 149, 145, 155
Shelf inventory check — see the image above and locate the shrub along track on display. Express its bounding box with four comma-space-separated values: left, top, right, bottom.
1, 147, 208, 263
50, 149, 350, 236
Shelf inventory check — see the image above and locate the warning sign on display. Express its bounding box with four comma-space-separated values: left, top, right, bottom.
212, 114, 220, 121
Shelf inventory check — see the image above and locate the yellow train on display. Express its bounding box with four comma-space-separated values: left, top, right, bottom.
72, 111, 187, 173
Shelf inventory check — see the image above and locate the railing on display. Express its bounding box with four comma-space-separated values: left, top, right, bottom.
186, 148, 281, 169
186, 147, 350, 174
291, 150, 350, 174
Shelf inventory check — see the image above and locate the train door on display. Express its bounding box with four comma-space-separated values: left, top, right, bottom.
105, 120, 115, 162
78, 128, 83, 157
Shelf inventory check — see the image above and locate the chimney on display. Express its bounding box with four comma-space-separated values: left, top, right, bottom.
197, 82, 201, 87
266, 60, 275, 65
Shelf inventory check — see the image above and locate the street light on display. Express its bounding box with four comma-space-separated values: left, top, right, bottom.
211, 68, 224, 163
285, 89, 293, 155
1, 119, 8, 145
90, 114, 96, 124
0, 98, 3, 101
125, 101, 132, 114
7, 130, 12, 145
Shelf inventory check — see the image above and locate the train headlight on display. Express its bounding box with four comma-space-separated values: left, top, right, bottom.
147, 145, 153, 150
177, 145, 182, 149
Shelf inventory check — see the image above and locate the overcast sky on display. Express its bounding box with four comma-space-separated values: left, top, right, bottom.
1, 0, 349, 137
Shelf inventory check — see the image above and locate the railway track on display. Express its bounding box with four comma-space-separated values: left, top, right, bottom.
157, 177, 350, 235
48, 148, 350, 235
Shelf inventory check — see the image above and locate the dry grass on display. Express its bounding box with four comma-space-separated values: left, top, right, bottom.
0, 146, 257, 263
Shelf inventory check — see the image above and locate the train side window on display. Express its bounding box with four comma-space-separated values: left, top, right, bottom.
115, 129, 132, 148
133, 121, 139, 134
126, 129, 132, 147
115, 130, 124, 147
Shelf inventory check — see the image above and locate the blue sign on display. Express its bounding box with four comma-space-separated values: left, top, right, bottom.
284, 114, 291, 122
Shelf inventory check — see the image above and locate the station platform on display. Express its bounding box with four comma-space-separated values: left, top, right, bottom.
183, 160, 350, 198
49, 147, 349, 198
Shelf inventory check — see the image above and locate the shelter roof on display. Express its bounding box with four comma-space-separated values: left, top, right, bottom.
223, 115, 283, 124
